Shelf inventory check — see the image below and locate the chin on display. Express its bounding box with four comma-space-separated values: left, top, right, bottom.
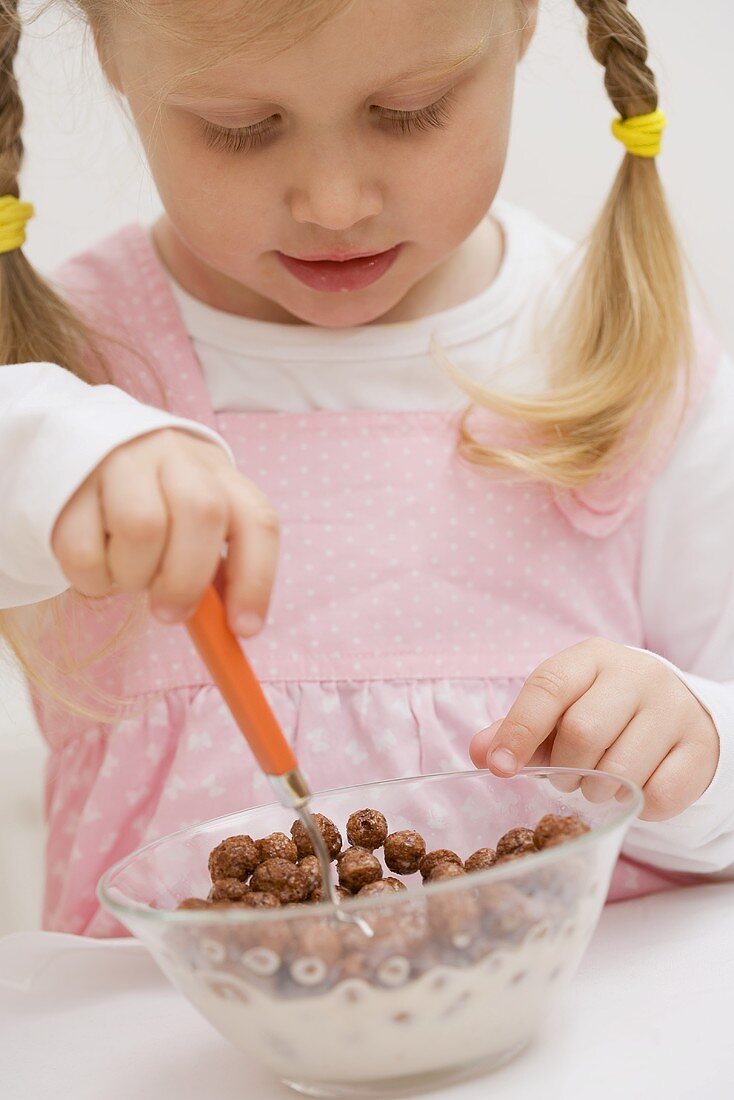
282, 286, 410, 328
293, 305, 388, 328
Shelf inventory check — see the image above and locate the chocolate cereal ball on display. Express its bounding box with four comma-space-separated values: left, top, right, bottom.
419, 849, 463, 880
426, 861, 466, 884
290, 813, 342, 860
338, 847, 383, 892
234, 911, 291, 961
296, 922, 343, 966
298, 855, 322, 898
496, 827, 537, 858
208, 834, 259, 883
534, 813, 590, 850
371, 898, 429, 954
465, 848, 497, 873
210, 878, 251, 902
346, 808, 389, 851
311, 883, 352, 904
177, 897, 210, 911
256, 832, 298, 865
384, 830, 426, 875
542, 834, 581, 850
495, 851, 531, 866
240, 891, 282, 910
358, 877, 407, 898
428, 882, 480, 947
482, 882, 544, 942
250, 857, 310, 904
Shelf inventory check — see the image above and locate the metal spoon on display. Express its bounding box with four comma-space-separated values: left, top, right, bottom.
185, 586, 372, 937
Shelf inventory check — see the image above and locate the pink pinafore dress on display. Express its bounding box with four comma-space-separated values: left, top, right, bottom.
34, 225, 720, 935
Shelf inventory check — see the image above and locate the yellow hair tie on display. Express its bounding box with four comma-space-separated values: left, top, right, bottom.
611, 108, 667, 159
0, 194, 35, 254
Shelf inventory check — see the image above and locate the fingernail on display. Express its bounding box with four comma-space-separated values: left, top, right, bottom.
490, 748, 517, 775
235, 612, 264, 636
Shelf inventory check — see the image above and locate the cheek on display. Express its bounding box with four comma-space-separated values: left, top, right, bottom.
405, 60, 518, 241
135, 108, 272, 250
411, 115, 511, 243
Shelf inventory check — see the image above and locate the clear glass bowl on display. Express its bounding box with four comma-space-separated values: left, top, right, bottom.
98, 768, 642, 1098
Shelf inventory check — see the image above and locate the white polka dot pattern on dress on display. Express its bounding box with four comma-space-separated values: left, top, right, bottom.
35, 223, 718, 936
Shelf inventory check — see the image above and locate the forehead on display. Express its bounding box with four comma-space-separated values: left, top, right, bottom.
110, 0, 515, 100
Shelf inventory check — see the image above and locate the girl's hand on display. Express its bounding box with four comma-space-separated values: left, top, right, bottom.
469, 638, 720, 822
51, 429, 279, 636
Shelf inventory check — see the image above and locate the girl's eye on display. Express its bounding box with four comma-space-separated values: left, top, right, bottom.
198, 91, 455, 154
200, 116, 275, 154
374, 91, 455, 135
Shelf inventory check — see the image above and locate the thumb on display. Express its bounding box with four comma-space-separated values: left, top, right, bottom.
469, 719, 504, 769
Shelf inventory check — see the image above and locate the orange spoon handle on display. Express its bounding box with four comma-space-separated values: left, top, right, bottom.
185, 586, 297, 777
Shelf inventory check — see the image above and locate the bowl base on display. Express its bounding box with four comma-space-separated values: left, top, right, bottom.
282, 1038, 530, 1098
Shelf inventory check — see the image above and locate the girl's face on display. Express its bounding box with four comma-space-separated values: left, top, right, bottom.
102, 0, 536, 326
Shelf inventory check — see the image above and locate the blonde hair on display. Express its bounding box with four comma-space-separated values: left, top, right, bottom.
0, 0, 692, 708
441, 0, 691, 489
0, 0, 111, 712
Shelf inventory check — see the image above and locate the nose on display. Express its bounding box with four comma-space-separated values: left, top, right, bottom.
288, 140, 383, 230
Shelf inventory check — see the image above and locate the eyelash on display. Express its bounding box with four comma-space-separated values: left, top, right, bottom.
199, 91, 455, 154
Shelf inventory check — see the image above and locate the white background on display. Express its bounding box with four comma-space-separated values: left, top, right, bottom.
1, 0, 732, 934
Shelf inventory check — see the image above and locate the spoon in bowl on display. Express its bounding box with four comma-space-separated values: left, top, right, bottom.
185, 585, 372, 937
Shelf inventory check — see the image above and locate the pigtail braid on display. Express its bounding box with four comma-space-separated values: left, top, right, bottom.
0, 0, 98, 371
0, 1, 125, 716
441, 0, 691, 489
575, 0, 657, 115
0, 0, 23, 188
564, 0, 691, 440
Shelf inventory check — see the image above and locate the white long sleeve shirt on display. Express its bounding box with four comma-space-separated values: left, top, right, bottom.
1, 202, 732, 875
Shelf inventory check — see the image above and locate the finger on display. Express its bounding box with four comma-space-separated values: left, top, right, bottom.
579, 710, 679, 804
639, 741, 713, 822
485, 644, 600, 777
149, 459, 228, 621
222, 477, 280, 636
470, 723, 554, 770
51, 477, 113, 597
469, 720, 503, 768
549, 673, 640, 792
101, 455, 168, 593
527, 733, 555, 768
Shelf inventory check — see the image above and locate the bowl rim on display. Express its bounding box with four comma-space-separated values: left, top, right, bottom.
97, 766, 643, 927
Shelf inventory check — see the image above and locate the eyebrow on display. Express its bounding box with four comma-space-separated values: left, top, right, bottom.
167, 37, 490, 105
381, 37, 491, 86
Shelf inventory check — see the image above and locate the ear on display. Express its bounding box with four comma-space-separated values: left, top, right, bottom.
518, 0, 539, 60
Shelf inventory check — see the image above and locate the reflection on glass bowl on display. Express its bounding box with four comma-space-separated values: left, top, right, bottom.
98, 767, 642, 1098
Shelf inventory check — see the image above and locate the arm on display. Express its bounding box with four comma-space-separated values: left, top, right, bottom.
0, 362, 234, 608
470, 351, 734, 877
622, 350, 734, 874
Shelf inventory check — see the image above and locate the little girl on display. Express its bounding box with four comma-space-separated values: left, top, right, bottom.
1, 0, 732, 937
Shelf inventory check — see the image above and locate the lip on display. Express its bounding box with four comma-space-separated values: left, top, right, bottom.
288, 248, 391, 262
276, 244, 402, 293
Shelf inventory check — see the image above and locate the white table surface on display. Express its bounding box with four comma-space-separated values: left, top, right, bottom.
1, 884, 732, 1100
